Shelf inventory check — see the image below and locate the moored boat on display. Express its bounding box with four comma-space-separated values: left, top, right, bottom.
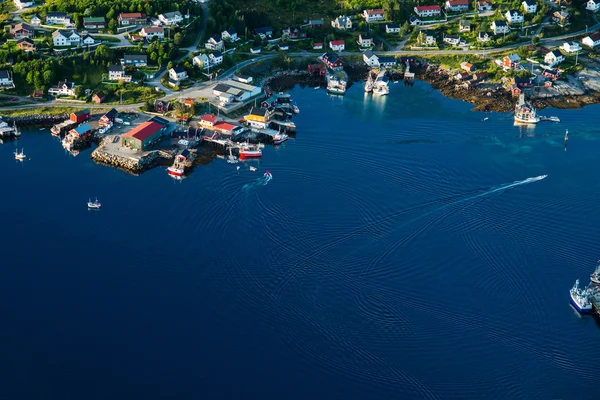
87, 198, 101, 210
167, 149, 195, 177
570, 279, 593, 313
239, 143, 262, 158
273, 132, 288, 145
14, 148, 26, 160
514, 94, 539, 124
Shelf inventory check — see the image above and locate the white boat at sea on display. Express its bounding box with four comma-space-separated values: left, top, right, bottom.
570, 279, 593, 313
373, 69, 389, 96
514, 94, 539, 124
365, 73, 374, 93
87, 198, 101, 210
273, 132, 288, 145
14, 148, 25, 160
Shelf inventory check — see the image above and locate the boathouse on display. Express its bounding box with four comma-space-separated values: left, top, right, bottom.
212, 121, 239, 135
121, 121, 162, 151
70, 109, 90, 123
244, 107, 272, 129
99, 109, 118, 126
308, 64, 326, 75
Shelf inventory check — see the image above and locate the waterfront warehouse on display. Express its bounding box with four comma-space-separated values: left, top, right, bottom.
121, 122, 162, 151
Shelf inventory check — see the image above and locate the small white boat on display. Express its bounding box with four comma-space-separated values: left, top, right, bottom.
264, 170, 272, 178
483, 117, 489, 121
570, 279, 593, 313
249, 166, 257, 172
313, 86, 320, 90
87, 198, 101, 210
273, 132, 288, 145
14, 148, 25, 160
39, 127, 45, 131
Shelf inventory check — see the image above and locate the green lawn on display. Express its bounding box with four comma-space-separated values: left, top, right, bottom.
94, 36, 121, 43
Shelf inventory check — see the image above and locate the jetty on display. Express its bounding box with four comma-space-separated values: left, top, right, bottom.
51, 120, 77, 136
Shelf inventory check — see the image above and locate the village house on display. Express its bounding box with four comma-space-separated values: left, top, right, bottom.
10, 23, 34, 39
544, 49, 565, 66
562, 41, 581, 53
491, 20, 509, 35
459, 20, 471, 33
83, 17, 105, 29
513, 77, 533, 90
0, 70, 14, 88
169, 66, 188, 82
52, 30, 81, 47
211, 84, 240, 103
460, 61, 476, 72
410, 16, 422, 26
443, 34, 461, 46
69, 109, 90, 123
478, 31, 492, 42
582, 33, 600, 48
505, 10, 524, 24
205, 35, 224, 51
329, 39, 345, 51
478, 1, 493, 11
386, 24, 400, 34
221, 28, 239, 42
363, 9, 385, 22
502, 54, 521, 69
92, 91, 106, 104
200, 114, 219, 128
68, 123, 93, 141
379, 56, 397, 68
414, 5, 442, 18
586, 0, 600, 11
446, 0, 469, 12
122, 122, 163, 151
454, 71, 471, 81
419, 30, 437, 46
358, 34, 373, 47
522, 0, 537, 13
244, 107, 273, 129
320, 52, 344, 70
32, 89, 44, 99
313, 42, 323, 50
99, 109, 118, 126
140, 27, 164, 40
17, 38, 36, 52
363, 49, 379, 67
48, 81, 75, 96
282, 26, 306, 39
14, 0, 34, 10
123, 54, 148, 67
309, 19, 323, 28
30, 14, 41, 25
209, 52, 223, 66
542, 69, 560, 80
158, 11, 183, 26
118, 13, 146, 26
46, 12, 72, 25
473, 71, 488, 81
254, 26, 273, 39
331, 15, 352, 30
307, 63, 326, 75
552, 10, 570, 26
193, 54, 210, 69
108, 65, 131, 81
233, 74, 253, 84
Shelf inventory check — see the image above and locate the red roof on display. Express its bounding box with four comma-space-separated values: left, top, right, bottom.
142, 27, 164, 33
416, 5, 442, 11
313, 42, 323, 46
201, 114, 218, 123
213, 121, 236, 131
448, 0, 469, 5
120, 13, 144, 19
123, 122, 162, 141
330, 40, 345, 46
365, 9, 385, 15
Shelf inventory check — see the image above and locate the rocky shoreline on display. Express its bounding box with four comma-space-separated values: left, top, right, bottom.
4, 114, 69, 126
91, 143, 159, 174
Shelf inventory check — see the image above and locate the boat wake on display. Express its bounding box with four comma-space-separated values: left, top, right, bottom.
242, 172, 272, 190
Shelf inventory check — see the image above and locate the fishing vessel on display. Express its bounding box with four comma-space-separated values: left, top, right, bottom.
514, 94, 539, 124
87, 198, 101, 210
373, 69, 389, 96
226, 147, 238, 164
273, 132, 288, 145
326, 73, 347, 95
239, 143, 262, 159
364, 73, 374, 93
570, 279, 593, 313
167, 149, 195, 177
373, 84, 389, 96
14, 148, 26, 160
591, 262, 600, 285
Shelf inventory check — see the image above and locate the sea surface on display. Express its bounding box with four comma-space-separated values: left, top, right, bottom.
1, 81, 600, 399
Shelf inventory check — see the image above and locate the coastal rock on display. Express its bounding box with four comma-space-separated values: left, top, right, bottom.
4, 114, 69, 126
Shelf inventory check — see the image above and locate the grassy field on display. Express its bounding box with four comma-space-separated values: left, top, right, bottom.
94, 36, 122, 43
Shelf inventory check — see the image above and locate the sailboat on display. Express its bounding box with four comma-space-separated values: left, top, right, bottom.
14, 148, 25, 160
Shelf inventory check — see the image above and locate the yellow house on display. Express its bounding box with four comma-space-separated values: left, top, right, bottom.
244, 107, 273, 128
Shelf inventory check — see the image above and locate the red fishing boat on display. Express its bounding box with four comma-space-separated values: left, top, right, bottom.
239, 144, 262, 159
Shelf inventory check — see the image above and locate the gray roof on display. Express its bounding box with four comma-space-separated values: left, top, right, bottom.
387, 23, 400, 29
108, 64, 124, 72
172, 66, 186, 73
378, 56, 396, 64
550, 49, 563, 57
0, 70, 10, 79
523, 0, 536, 5
211, 51, 223, 58
124, 54, 147, 61
363, 49, 376, 59
162, 11, 182, 18
493, 20, 507, 26
213, 83, 231, 93
254, 26, 273, 34
46, 12, 67, 17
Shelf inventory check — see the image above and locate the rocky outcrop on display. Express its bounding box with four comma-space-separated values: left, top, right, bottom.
263, 70, 325, 91
4, 114, 69, 125
91, 145, 159, 174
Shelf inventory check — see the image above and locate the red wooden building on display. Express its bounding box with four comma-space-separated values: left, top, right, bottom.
70, 109, 90, 123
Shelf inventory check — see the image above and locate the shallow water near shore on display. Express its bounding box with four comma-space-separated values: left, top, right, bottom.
1, 80, 600, 399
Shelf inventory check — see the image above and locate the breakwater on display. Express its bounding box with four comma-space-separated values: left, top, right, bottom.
91, 145, 159, 174
4, 114, 69, 126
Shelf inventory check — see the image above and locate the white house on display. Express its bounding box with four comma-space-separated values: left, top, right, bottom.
446, 0, 469, 12
30, 14, 41, 25
363, 49, 379, 67
443, 35, 461, 46
48, 81, 75, 96
205, 35, 224, 51
419, 30, 437, 46
491, 20, 509, 35
522, 0, 537, 13
478, 1, 493, 11
363, 9, 385, 22
505, 10, 524, 24
331, 15, 352, 30
193, 54, 210, 69
544, 50, 565, 66
108, 65, 131, 81
0, 70, 14, 87
221, 28, 239, 42
46, 12, 71, 25
14, 0, 34, 10
358, 34, 373, 47
209, 52, 223, 66
140, 27, 164, 39
82, 34, 95, 46
562, 41, 582, 53
586, 0, 600, 11
414, 5, 442, 17
169, 66, 188, 82
478, 31, 492, 42
52, 30, 80, 47
329, 40, 345, 51
386, 24, 400, 34
158, 11, 183, 26
582, 33, 600, 48
459, 20, 471, 32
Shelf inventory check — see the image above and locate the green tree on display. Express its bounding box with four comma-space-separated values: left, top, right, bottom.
174, 33, 183, 46
73, 86, 83, 98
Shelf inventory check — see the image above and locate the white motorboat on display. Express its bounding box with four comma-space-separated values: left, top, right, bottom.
514, 94, 539, 124
87, 198, 101, 210
570, 279, 593, 313
273, 132, 288, 145
14, 148, 25, 160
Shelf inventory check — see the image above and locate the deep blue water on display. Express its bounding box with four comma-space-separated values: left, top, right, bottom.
2, 81, 600, 399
